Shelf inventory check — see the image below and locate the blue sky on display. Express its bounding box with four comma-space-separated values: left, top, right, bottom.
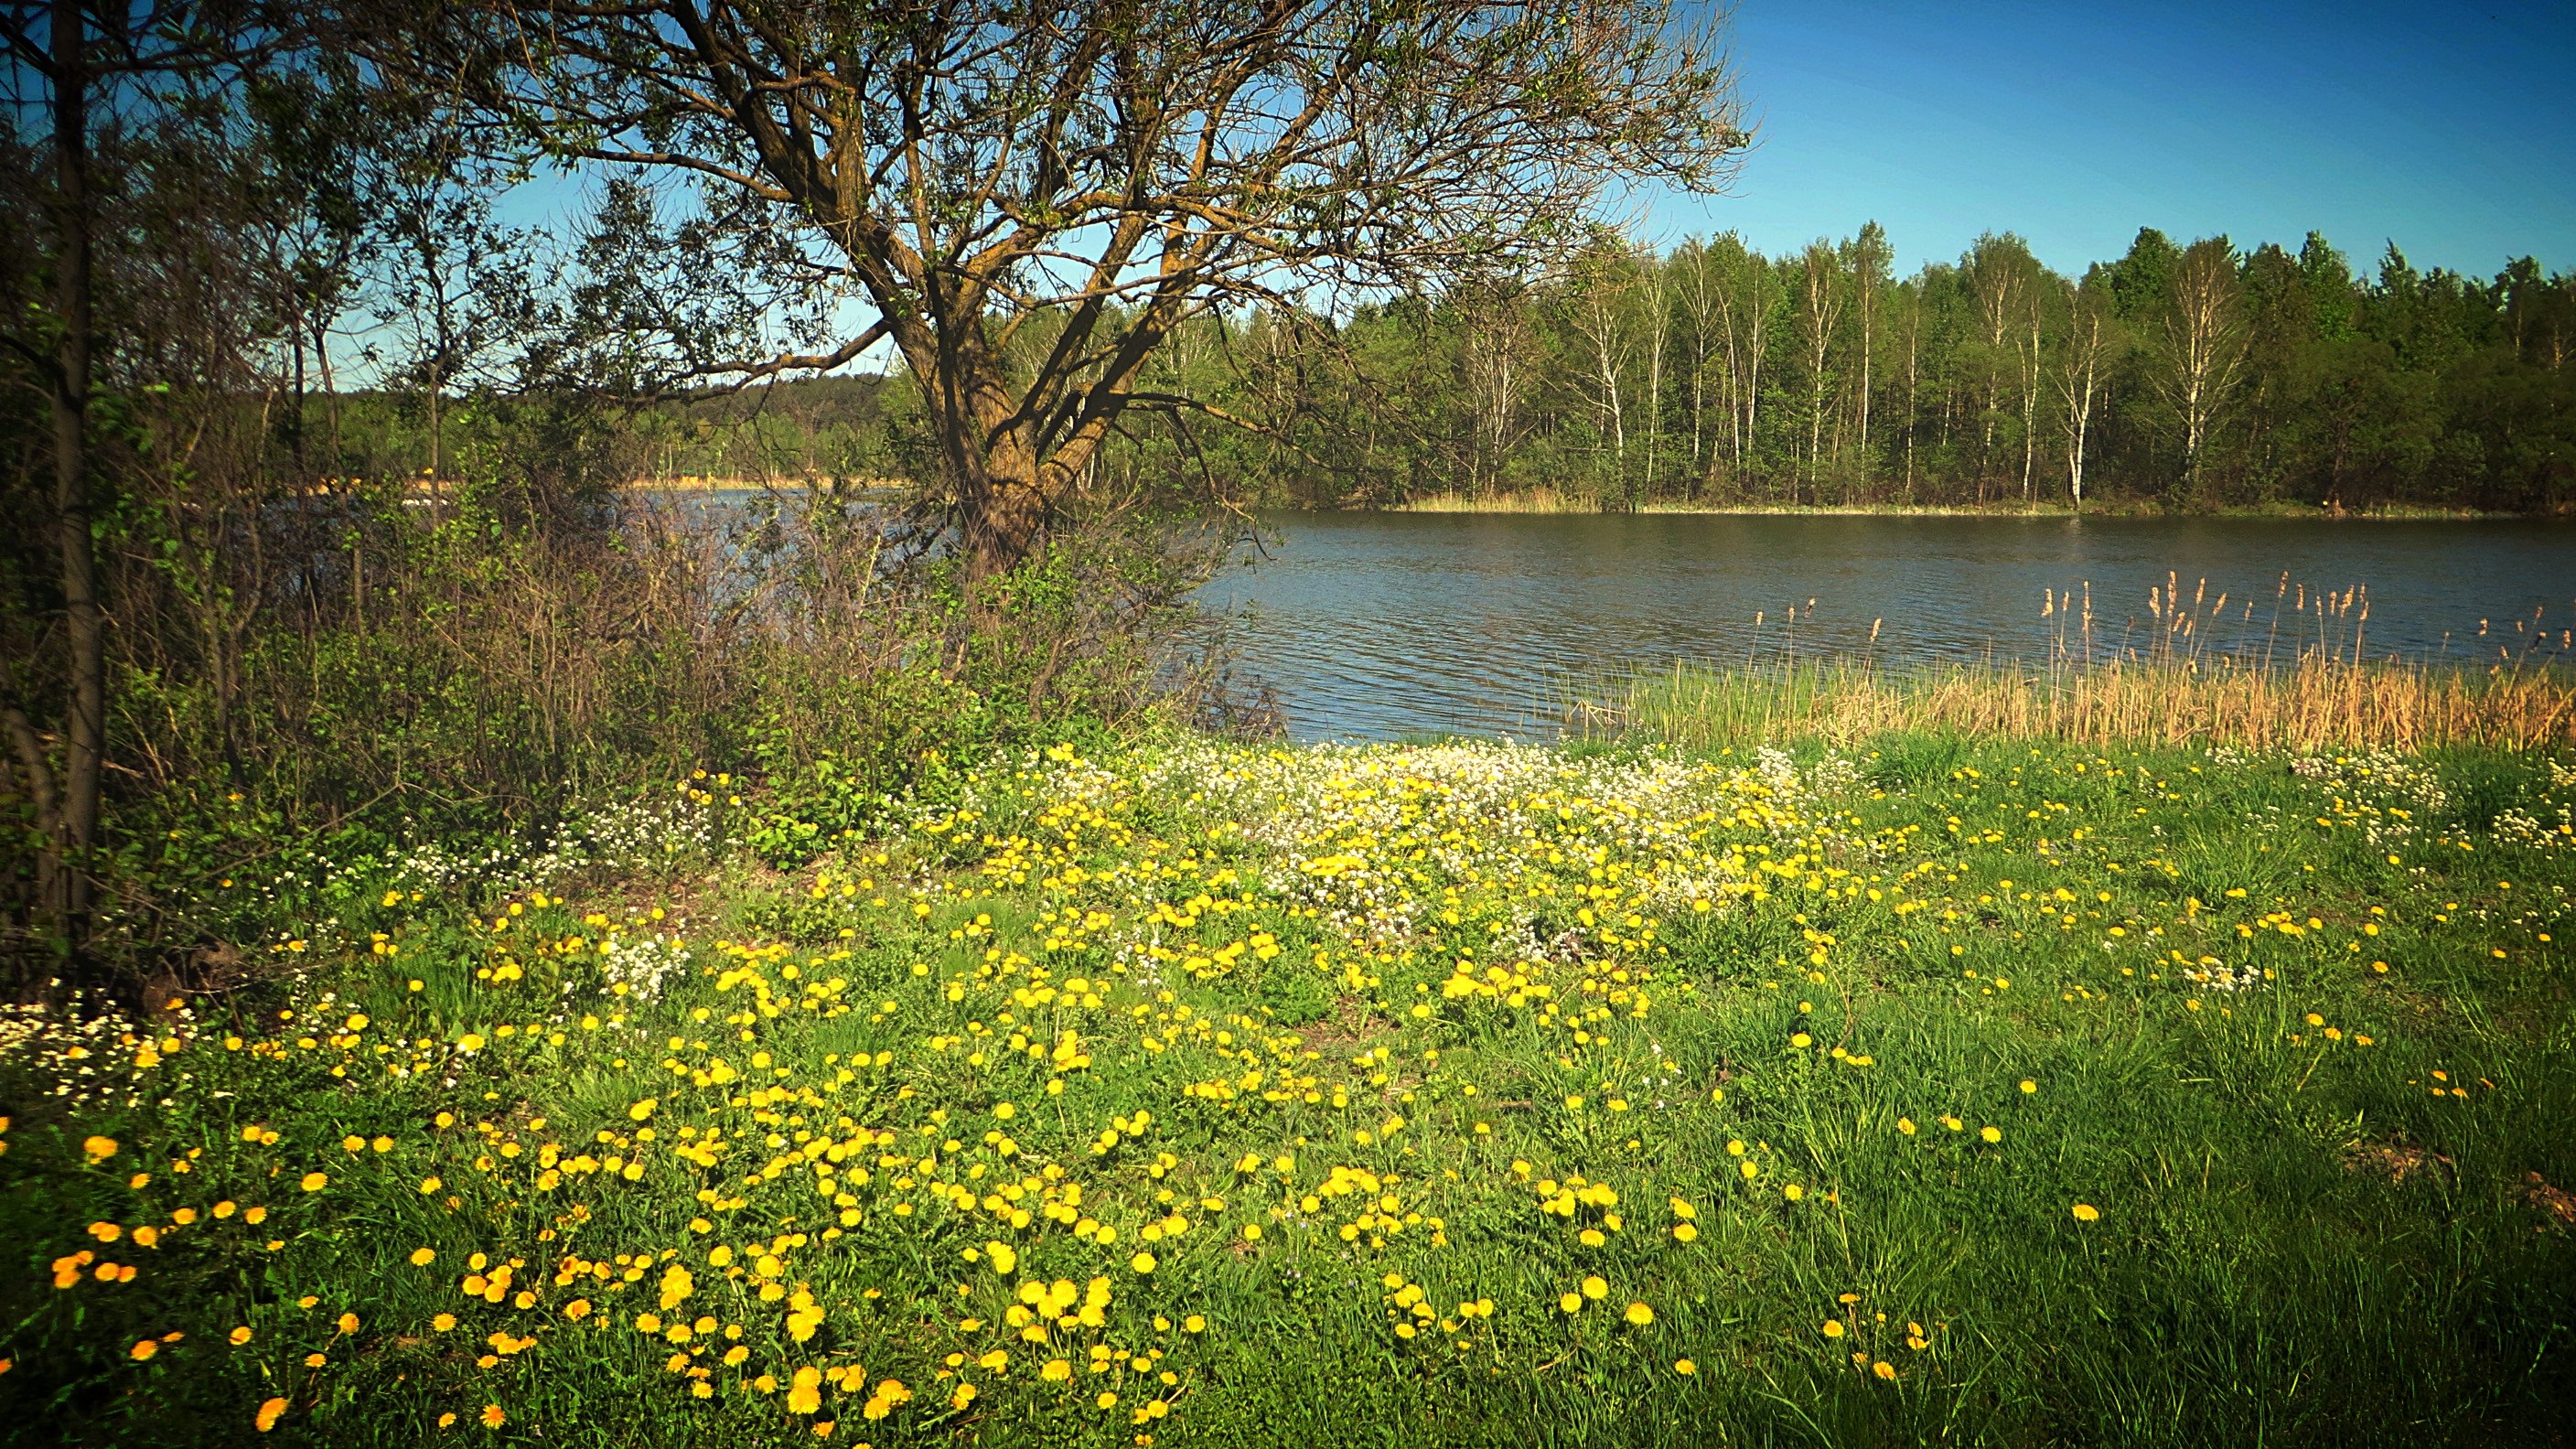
1646, 0, 2576, 277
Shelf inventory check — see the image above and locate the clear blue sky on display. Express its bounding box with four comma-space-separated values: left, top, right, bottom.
1645, 0, 2576, 278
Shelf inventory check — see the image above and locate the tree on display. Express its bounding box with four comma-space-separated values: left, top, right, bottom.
1846, 220, 1890, 482
1963, 232, 2037, 500
2152, 236, 2249, 501
1565, 246, 1637, 506
1, 0, 268, 961
375, 1, 1745, 578
1698, 231, 1773, 493
2053, 266, 2121, 510
1789, 238, 1844, 499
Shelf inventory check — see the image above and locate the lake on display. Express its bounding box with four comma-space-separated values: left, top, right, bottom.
1200, 511, 2576, 741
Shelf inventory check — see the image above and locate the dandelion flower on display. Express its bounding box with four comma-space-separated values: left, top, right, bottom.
1873, 1360, 1897, 1380
255, 1398, 287, 1433
410, 1248, 435, 1266
1624, 1302, 1654, 1326
83, 1135, 119, 1162
1979, 1126, 2001, 1144
230, 1326, 253, 1346
1821, 1320, 1845, 1338
2018, 1079, 2037, 1094
300, 1172, 327, 1192
2071, 1203, 2101, 1223
130, 1339, 158, 1361
433, 1314, 456, 1331
480, 1403, 506, 1429
1129, 1251, 1156, 1274
1674, 1358, 1697, 1375
1581, 1275, 1607, 1301
1559, 1293, 1583, 1314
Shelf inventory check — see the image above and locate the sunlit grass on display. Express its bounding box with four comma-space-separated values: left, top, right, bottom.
5, 735, 2572, 1444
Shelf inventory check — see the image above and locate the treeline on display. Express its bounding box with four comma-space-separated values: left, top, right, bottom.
1172, 227, 2573, 512
309, 376, 905, 487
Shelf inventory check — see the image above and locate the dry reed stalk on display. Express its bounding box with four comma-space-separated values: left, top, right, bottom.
1584, 657, 2575, 753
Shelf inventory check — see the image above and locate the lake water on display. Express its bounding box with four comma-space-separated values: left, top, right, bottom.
1200, 512, 2576, 741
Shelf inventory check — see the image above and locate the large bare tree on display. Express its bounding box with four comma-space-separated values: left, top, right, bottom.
382, 1, 1744, 577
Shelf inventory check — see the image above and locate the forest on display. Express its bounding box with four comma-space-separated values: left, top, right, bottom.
542, 226, 2576, 515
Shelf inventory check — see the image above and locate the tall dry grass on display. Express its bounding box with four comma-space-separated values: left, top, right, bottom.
1566, 572, 2576, 753
1568, 655, 2575, 753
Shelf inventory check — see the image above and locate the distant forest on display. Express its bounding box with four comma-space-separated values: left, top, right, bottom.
328, 226, 2572, 515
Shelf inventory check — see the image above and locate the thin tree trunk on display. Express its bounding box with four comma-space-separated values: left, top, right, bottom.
46, 0, 103, 947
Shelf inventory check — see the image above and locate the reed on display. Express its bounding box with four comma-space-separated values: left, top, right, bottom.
1568, 654, 2575, 752
1393, 487, 1593, 513
1565, 572, 2576, 752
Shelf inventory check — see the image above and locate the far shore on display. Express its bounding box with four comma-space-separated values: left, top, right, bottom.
1368, 490, 2541, 521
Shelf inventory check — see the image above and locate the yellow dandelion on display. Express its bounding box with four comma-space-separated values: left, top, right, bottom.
1674, 1358, 1697, 1374
1873, 1360, 1897, 1380
255, 1397, 287, 1433
130, 1339, 158, 1361
2072, 1203, 2101, 1222
410, 1248, 435, 1266
1821, 1320, 1845, 1338
480, 1403, 506, 1429
300, 1172, 327, 1192
1624, 1302, 1654, 1326
1129, 1251, 1156, 1274
230, 1326, 252, 1346
1581, 1275, 1608, 1301
1559, 1292, 1583, 1314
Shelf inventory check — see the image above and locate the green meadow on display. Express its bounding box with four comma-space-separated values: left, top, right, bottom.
5, 732, 2572, 1445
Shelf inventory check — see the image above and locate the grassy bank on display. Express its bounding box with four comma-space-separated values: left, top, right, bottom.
1384, 490, 2523, 520
5, 731, 2574, 1445
1565, 657, 2576, 754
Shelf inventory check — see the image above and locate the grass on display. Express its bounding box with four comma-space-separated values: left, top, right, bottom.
4, 733, 2574, 1446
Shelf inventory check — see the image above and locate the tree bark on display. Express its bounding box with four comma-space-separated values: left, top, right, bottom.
47, 0, 104, 947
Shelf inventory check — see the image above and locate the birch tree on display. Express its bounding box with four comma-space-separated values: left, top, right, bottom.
2053, 269, 2120, 510
2153, 236, 2250, 499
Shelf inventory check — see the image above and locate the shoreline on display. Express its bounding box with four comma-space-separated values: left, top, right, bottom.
1356, 493, 2540, 521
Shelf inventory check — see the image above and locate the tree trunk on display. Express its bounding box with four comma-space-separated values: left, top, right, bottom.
46, 0, 103, 949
